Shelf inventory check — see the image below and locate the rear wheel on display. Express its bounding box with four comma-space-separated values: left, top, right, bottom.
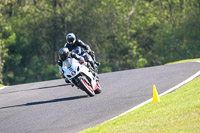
77, 76, 95, 97
94, 82, 102, 94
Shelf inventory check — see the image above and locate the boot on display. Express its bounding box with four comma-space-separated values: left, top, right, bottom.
90, 61, 96, 70
65, 78, 70, 83
90, 52, 100, 66
95, 61, 100, 66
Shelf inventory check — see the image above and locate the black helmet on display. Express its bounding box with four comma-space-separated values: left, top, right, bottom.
66, 33, 76, 45
58, 48, 70, 61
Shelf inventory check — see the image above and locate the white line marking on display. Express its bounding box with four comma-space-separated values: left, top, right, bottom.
0, 86, 7, 90
103, 64, 200, 124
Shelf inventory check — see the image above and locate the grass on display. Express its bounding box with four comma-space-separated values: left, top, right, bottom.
166, 58, 200, 65
82, 59, 200, 133
0, 84, 4, 87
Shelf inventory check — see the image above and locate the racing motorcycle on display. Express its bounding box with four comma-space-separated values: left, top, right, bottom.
62, 56, 102, 97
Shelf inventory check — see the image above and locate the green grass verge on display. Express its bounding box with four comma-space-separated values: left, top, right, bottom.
82, 60, 200, 133
0, 84, 4, 87
166, 58, 200, 65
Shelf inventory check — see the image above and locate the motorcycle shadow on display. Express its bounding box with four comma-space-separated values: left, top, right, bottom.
0, 84, 70, 95
0, 95, 88, 110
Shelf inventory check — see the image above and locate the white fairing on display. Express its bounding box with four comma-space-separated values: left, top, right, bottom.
62, 58, 97, 89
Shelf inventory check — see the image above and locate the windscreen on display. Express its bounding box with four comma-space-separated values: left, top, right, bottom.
64, 58, 72, 68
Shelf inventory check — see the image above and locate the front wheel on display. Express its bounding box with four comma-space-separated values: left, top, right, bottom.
77, 76, 95, 97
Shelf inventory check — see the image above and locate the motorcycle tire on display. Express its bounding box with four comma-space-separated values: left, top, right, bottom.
77, 76, 95, 97
94, 82, 102, 94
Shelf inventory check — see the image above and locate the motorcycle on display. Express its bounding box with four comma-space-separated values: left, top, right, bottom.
62, 56, 102, 97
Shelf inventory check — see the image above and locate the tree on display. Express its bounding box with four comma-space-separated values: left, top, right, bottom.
1, 0, 200, 85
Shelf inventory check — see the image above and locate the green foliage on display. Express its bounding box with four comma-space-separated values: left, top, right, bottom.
0, 23, 14, 84
0, 0, 200, 85
153, 1, 200, 64
0, 84, 4, 87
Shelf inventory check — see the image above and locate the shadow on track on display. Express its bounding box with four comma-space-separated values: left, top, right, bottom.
0, 95, 88, 110
0, 84, 71, 95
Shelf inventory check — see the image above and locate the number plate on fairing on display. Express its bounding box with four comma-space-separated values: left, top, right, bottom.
68, 67, 76, 76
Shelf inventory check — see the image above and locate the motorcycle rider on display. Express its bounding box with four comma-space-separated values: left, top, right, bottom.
58, 47, 85, 83
64, 33, 100, 69
58, 47, 98, 83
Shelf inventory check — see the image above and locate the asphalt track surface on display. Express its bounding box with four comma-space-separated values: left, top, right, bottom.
0, 62, 200, 133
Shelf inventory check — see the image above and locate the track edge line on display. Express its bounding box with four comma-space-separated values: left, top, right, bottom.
0, 86, 8, 90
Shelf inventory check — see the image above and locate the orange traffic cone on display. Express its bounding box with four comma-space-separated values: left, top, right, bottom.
153, 85, 160, 103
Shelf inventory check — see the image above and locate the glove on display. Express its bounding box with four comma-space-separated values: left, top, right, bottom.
79, 57, 85, 64
62, 73, 65, 78
86, 48, 91, 53
57, 59, 63, 67
87, 49, 94, 56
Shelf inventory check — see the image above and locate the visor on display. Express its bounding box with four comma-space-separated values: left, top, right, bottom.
67, 38, 74, 43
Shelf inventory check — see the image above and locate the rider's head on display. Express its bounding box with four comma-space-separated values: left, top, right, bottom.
58, 48, 70, 61
66, 33, 76, 45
